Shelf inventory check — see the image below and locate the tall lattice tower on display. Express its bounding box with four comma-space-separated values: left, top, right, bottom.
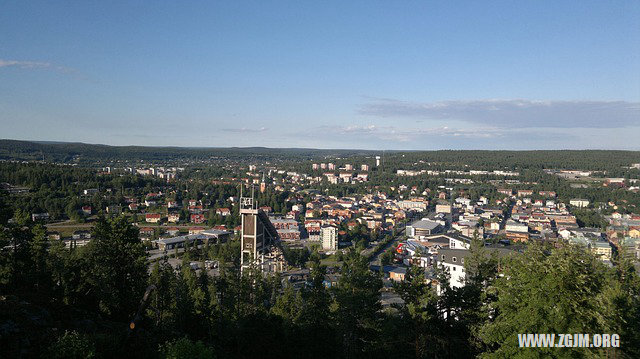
239, 188, 285, 273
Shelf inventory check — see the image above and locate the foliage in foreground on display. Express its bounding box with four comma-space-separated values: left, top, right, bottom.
0, 215, 639, 358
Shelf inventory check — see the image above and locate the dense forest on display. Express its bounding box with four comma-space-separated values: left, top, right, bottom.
2, 140, 640, 173
0, 214, 638, 358
0, 140, 375, 164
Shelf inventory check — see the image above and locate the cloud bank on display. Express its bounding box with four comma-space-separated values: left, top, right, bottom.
360, 99, 640, 128
316, 124, 506, 142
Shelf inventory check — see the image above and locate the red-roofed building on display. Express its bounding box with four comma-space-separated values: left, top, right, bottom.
216, 208, 231, 216
146, 213, 162, 223
190, 214, 205, 224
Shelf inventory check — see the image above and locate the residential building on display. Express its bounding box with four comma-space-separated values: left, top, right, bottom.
505, 219, 528, 233
389, 267, 407, 282
145, 213, 162, 223
321, 225, 338, 251
570, 199, 590, 208
190, 214, 205, 224
31, 213, 50, 221
435, 202, 452, 214
216, 208, 231, 216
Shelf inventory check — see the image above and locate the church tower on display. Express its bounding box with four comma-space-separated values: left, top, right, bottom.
260, 173, 266, 193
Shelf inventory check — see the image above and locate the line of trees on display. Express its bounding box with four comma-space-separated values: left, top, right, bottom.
1, 213, 639, 358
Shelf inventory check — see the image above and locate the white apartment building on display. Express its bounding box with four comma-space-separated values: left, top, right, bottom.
321, 225, 338, 251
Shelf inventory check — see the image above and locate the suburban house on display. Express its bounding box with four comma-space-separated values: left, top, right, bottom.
145, 213, 162, 223
216, 208, 231, 216
190, 213, 205, 224
168, 213, 180, 223
517, 190, 533, 197
389, 267, 407, 282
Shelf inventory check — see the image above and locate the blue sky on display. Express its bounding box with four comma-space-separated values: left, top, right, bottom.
1, 1, 639, 149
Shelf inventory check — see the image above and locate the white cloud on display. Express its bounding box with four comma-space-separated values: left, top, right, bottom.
0, 59, 84, 79
221, 126, 268, 133
0, 59, 52, 69
360, 98, 640, 128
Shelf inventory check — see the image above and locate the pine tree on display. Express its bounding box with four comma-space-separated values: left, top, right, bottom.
86, 216, 148, 320
479, 243, 619, 358
332, 250, 383, 358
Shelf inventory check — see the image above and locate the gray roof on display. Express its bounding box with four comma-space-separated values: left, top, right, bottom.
155, 229, 231, 246
410, 219, 440, 230
426, 232, 473, 244
439, 246, 516, 265
201, 229, 232, 237
155, 234, 199, 245
438, 248, 471, 265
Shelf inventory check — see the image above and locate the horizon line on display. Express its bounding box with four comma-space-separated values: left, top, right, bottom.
2, 138, 640, 152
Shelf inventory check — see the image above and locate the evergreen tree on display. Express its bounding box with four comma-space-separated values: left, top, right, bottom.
394, 265, 444, 358
332, 250, 383, 358
30, 224, 53, 296
479, 243, 620, 358
86, 216, 148, 320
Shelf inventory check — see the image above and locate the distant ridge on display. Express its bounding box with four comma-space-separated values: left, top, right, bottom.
1, 139, 639, 170
0, 139, 377, 164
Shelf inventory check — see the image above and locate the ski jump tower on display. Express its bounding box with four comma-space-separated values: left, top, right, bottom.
239, 189, 285, 273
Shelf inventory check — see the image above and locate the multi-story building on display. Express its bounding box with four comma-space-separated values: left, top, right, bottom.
435, 202, 452, 214
397, 199, 428, 211
321, 225, 338, 251
570, 199, 590, 208
505, 219, 528, 233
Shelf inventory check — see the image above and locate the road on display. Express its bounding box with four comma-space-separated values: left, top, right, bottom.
361, 225, 406, 266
